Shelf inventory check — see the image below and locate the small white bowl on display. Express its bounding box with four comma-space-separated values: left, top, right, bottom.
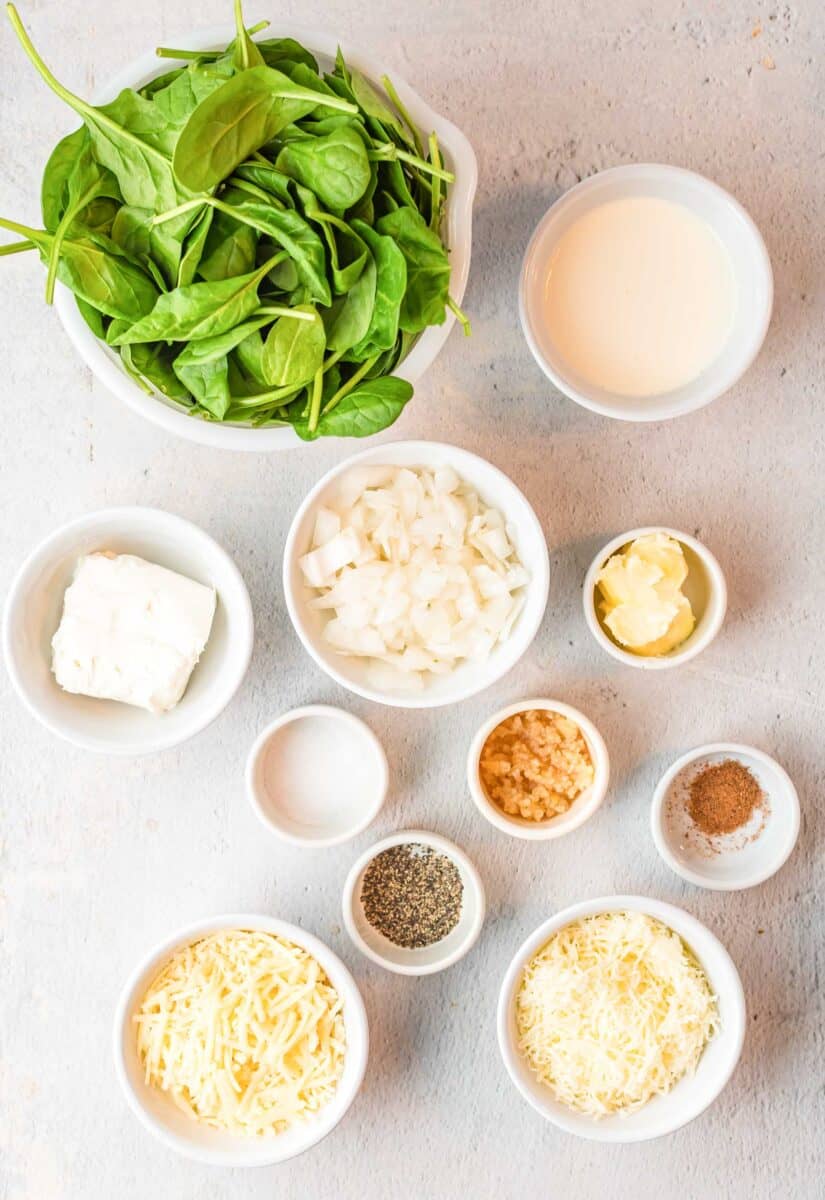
113, 913, 368, 1165
497, 895, 746, 1142
246, 705, 388, 847
3, 507, 253, 755
467, 698, 610, 840
54, 25, 477, 451
342, 830, 485, 975
651, 743, 800, 890
583, 526, 726, 670
520, 163, 773, 421
283, 440, 550, 709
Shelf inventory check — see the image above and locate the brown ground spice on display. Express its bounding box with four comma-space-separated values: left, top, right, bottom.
687, 759, 766, 836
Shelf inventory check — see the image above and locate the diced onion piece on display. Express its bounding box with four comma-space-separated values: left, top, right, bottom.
300, 465, 530, 685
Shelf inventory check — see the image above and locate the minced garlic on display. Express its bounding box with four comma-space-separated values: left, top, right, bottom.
479, 709, 594, 822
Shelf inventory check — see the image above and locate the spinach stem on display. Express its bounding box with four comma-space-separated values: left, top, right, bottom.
429, 133, 442, 231
227, 176, 274, 204
154, 47, 204, 60
253, 302, 315, 321
0, 214, 42, 240
230, 383, 302, 407
368, 142, 454, 183
307, 366, 324, 431
45, 178, 101, 304
155, 20, 269, 59
379, 75, 423, 155
6, 4, 171, 168
323, 348, 346, 373
151, 198, 207, 226
322, 355, 378, 415
0, 238, 35, 256
448, 295, 471, 336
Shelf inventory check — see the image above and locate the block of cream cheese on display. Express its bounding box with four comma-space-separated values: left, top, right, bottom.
51, 552, 216, 713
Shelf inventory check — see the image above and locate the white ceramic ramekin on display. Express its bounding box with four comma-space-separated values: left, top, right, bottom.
651, 742, 800, 890
342, 830, 485, 975
497, 895, 746, 1142
52, 25, 477, 451
3, 506, 253, 755
467, 698, 610, 840
246, 705, 388, 847
283, 440, 550, 709
583, 526, 727, 670
113, 913, 369, 1165
520, 163, 773, 421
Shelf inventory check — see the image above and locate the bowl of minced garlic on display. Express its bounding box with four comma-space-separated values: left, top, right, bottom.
583, 527, 727, 669
467, 699, 610, 840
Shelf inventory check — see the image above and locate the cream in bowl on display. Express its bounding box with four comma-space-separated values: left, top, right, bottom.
520, 164, 773, 421
497, 897, 746, 1141
114, 915, 368, 1165
583, 526, 726, 669
467, 699, 609, 839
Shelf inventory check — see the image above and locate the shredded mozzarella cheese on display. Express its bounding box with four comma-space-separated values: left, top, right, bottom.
134, 930, 346, 1136
298, 465, 529, 690
516, 911, 717, 1117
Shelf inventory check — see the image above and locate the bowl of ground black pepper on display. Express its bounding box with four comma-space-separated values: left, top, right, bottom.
342, 831, 486, 975
651, 743, 800, 890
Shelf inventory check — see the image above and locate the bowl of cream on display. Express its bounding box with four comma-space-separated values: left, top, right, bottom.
520, 164, 773, 421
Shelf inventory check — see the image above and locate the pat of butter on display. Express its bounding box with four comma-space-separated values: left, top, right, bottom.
596, 533, 695, 656
51, 552, 216, 713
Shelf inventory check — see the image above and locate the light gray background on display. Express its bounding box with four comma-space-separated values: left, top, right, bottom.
1, 1, 823, 1197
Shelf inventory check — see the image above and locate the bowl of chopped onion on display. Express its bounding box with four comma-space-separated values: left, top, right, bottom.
497, 896, 746, 1142
113, 914, 368, 1165
283, 441, 550, 707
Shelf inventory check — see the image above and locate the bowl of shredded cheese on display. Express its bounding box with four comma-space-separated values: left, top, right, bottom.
497, 896, 745, 1142
283, 441, 550, 708
113, 915, 368, 1164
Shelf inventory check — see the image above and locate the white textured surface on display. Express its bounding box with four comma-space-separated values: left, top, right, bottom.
0, 1, 823, 1197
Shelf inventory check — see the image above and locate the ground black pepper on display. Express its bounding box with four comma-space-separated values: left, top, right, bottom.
360, 843, 463, 948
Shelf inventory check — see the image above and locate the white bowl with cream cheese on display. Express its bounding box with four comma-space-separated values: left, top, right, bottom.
520, 164, 773, 421
3, 507, 253, 754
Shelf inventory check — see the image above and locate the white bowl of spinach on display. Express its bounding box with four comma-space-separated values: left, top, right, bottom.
1, 2, 476, 450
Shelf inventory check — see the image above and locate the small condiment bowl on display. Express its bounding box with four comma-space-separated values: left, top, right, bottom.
283, 440, 550, 709
520, 163, 773, 421
467, 698, 610, 840
3, 506, 253, 755
497, 895, 746, 1142
651, 742, 800, 890
583, 526, 727, 670
342, 830, 486, 975
246, 705, 388, 848
113, 913, 369, 1165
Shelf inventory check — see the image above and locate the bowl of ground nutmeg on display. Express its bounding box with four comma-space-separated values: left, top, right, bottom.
342, 830, 486, 975
467, 699, 610, 840
651, 743, 800, 890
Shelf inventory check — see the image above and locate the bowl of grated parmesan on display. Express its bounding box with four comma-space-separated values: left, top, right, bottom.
497, 896, 745, 1142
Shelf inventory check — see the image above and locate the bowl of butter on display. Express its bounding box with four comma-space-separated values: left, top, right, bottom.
583, 527, 726, 670
3, 506, 253, 754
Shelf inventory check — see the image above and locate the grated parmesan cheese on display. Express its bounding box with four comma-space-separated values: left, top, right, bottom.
134, 930, 346, 1136
516, 911, 717, 1117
